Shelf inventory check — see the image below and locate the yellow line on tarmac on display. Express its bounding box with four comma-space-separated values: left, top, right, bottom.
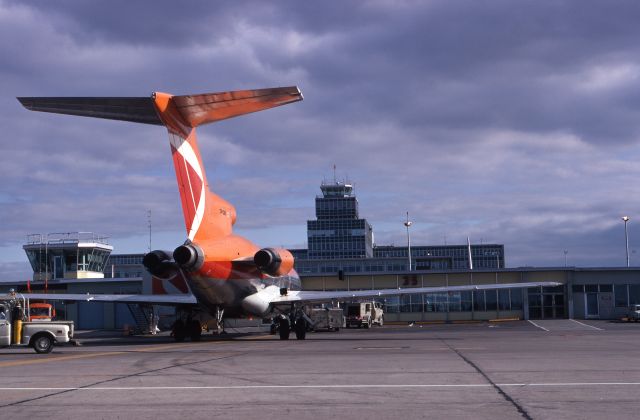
241, 334, 272, 340
0, 341, 225, 369
0, 351, 124, 368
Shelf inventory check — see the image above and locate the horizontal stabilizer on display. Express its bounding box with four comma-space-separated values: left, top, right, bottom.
17, 97, 162, 125
170, 86, 303, 127
18, 86, 303, 128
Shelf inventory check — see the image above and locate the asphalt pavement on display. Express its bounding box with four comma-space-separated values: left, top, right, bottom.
1, 320, 639, 419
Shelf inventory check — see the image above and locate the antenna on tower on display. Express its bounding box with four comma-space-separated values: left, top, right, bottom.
147, 210, 152, 253
333, 164, 337, 183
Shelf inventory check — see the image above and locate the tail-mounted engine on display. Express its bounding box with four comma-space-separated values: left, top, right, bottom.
173, 243, 205, 271
142, 250, 179, 279
254, 248, 294, 277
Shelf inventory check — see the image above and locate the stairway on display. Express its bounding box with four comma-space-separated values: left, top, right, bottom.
126, 304, 151, 334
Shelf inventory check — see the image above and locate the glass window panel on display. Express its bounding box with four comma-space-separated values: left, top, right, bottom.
448, 292, 462, 312
433, 293, 448, 312
599, 284, 613, 293
410, 294, 424, 313
528, 293, 541, 307
629, 285, 640, 305
473, 290, 485, 311
498, 289, 510, 311
400, 295, 412, 312
510, 289, 523, 310
572, 285, 583, 293
485, 290, 497, 311
460, 291, 472, 312
584, 285, 598, 293
615, 284, 628, 307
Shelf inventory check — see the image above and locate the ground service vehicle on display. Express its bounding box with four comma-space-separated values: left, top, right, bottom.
0, 294, 74, 353
628, 304, 640, 321
310, 308, 344, 332
346, 301, 384, 328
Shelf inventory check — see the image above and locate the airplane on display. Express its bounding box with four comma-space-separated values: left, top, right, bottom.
17, 87, 561, 341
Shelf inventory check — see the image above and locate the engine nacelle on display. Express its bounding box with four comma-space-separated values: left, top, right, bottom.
254, 247, 294, 277
143, 250, 179, 279
173, 243, 204, 271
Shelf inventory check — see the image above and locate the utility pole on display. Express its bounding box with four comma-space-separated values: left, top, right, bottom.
404, 212, 412, 271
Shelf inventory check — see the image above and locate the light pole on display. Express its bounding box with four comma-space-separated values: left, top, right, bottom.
404, 212, 412, 271
622, 216, 630, 267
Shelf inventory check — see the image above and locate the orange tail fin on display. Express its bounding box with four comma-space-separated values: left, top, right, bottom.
18, 87, 303, 241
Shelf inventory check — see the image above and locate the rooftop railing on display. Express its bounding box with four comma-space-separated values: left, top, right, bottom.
25, 232, 110, 246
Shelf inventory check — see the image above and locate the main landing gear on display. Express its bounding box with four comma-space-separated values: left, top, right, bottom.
172, 309, 202, 342
273, 307, 310, 340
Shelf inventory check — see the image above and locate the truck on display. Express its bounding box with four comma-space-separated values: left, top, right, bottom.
309, 307, 344, 332
28, 302, 56, 322
345, 301, 384, 328
0, 293, 74, 353
628, 304, 640, 321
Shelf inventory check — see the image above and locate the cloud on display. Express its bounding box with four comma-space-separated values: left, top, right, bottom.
2, 0, 640, 281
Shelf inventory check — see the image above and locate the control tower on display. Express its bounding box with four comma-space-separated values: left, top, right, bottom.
23, 232, 113, 281
307, 180, 373, 259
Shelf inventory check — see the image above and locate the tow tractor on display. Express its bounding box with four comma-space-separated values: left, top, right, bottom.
0, 292, 74, 353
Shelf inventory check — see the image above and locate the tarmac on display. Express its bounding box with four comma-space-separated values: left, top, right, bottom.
1, 319, 639, 419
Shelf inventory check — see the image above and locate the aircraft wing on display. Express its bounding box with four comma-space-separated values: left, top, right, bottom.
13, 293, 197, 305
270, 281, 562, 304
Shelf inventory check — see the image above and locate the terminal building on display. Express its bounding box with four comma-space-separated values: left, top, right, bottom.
290, 179, 505, 274
2, 180, 639, 328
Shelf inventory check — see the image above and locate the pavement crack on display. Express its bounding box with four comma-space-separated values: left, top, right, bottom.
440, 338, 533, 420
0, 351, 247, 408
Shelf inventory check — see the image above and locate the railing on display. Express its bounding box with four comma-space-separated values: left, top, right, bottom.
25, 232, 110, 246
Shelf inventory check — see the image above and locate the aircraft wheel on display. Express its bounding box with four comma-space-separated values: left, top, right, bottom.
278, 317, 290, 340
189, 320, 202, 342
173, 320, 186, 342
33, 334, 53, 354
295, 318, 306, 340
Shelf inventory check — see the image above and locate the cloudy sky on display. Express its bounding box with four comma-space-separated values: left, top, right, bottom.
2, 0, 640, 280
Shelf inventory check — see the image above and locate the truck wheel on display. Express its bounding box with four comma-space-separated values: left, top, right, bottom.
278, 317, 290, 340
295, 318, 306, 340
173, 320, 186, 342
33, 334, 53, 354
189, 320, 202, 342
